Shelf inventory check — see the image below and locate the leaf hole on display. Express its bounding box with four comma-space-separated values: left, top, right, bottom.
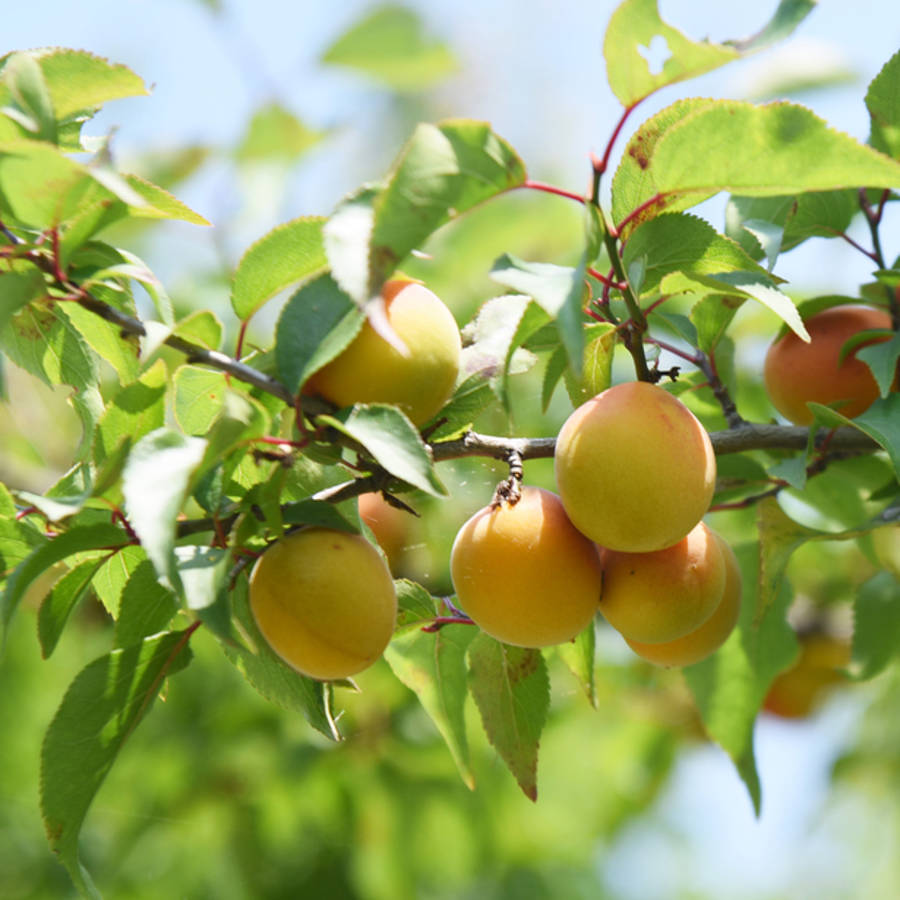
637, 35, 671, 75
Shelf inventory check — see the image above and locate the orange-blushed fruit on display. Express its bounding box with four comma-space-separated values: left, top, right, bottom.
249, 527, 397, 681
305, 278, 461, 425
554, 381, 716, 553
625, 533, 742, 667
450, 486, 602, 648
764, 304, 895, 425
599, 521, 726, 645
358, 491, 411, 571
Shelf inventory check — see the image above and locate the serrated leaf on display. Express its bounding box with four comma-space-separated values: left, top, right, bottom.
555, 624, 597, 707
318, 404, 445, 497
393, 578, 439, 630
274, 272, 363, 393
173, 366, 227, 435
850, 572, 900, 680
466, 633, 550, 801
0, 266, 46, 333
385, 623, 476, 788
41, 629, 194, 896
224, 576, 341, 741
857, 332, 900, 396
564, 322, 617, 407
624, 212, 769, 296
174, 545, 229, 611
603, 0, 738, 107
421, 373, 494, 441
866, 48, 900, 159
231, 217, 328, 322
122, 428, 207, 591
321, 5, 457, 92
91, 544, 143, 618
114, 557, 178, 648
236, 102, 325, 163
332, 121, 526, 302
121, 174, 210, 225
2, 523, 130, 640
683, 541, 799, 814
4, 52, 56, 143
59, 299, 140, 383
38, 557, 106, 658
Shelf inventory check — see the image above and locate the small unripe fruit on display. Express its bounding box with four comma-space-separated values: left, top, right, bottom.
599, 521, 726, 644
305, 279, 461, 425
872, 523, 900, 578
249, 527, 397, 680
763, 633, 850, 719
450, 486, 602, 648
554, 382, 716, 553
764, 304, 894, 425
625, 533, 742, 667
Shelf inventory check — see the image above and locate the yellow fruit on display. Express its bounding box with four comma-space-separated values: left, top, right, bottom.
626, 533, 742, 667
248, 527, 397, 680
872, 523, 900, 578
358, 491, 410, 571
764, 304, 894, 425
554, 381, 716, 553
450, 486, 602, 648
599, 521, 726, 644
305, 278, 461, 425
763, 633, 851, 719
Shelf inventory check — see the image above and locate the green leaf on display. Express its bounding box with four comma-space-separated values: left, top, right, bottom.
555, 624, 597, 707
683, 541, 799, 814
114, 557, 178, 648
866, 49, 900, 159
647, 101, 900, 211
224, 576, 341, 741
122, 428, 207, 591
274, 272, 363, 393
59, 299, 140, 384
0, 266, 46, 333
857, 332, 900, 397
91, 544, 143, 618
321, 5, 457, 92
2, 523, 130, 640
173, 366, 227, 435
421, 373, 494, 441
562, 322, 617, 407
392, 578, 439, 630
40, 629, 194, 896
466, 633, 550, 801
624, 213, 770, 295
174, 545, 229, 611
318, 404, 446, 497
38, 557, 106, 658
121, 174, 210, 225
385, 623, 476, 788
603, 0, 738, 107
236, 102, 325, 163
231, 217, 328, 322
850, 572, 900, 680
332, 121, 526, 302
3, 52, 57, 143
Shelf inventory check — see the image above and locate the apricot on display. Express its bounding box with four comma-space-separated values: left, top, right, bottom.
248, 527, 397, 680
449, 486, 602, 648
764, 304, 894, 425
599, 521, 726, 644
872, 524, 900, 578
305, 278, 461, 425
625, 533, 742, 666
554, 381, 717, 553
358, 491, 410, 571
763, 633, 850, 719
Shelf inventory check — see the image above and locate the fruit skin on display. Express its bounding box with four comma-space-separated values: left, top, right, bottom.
872, 524, 900, 579
763, 304, 894, 425
248, 527, 397, 681
625, 533, 742, 667
763, 633, 850, 719
450, 486, 602, 648
599, 521, 726, 644
358, 491, 410, 571
554, 381, 716, 553
305, 279, 461, 425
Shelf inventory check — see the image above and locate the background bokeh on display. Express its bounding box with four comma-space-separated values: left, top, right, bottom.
2, 1, 900, 897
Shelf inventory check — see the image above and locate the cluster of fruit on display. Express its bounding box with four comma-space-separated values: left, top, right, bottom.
248, 279, 897, 683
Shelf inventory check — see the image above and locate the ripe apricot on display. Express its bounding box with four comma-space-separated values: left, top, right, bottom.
358, 491, 410, 571
625, 533, 742, 666
763, 633, 850, 719
248, 527, 397, 680
449, 486, 602, 648
764, 304, 894, 425
599, 521, 726, 644
554, 381, 716, 553
305, 278, 461, 425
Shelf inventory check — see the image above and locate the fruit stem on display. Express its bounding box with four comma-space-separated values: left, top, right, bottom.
522, 179, 586, 205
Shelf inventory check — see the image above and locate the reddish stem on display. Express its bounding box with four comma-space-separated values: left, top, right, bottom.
50, 228, 67, 284
15, 506, 38, 520
421, 616, 476, 633
616, 192, 666, 235
594, 102, 642, 177
834, 230, 879, 263
522, 179, 586, 205
234, 319, 249, 361
645, 337, 700, 365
